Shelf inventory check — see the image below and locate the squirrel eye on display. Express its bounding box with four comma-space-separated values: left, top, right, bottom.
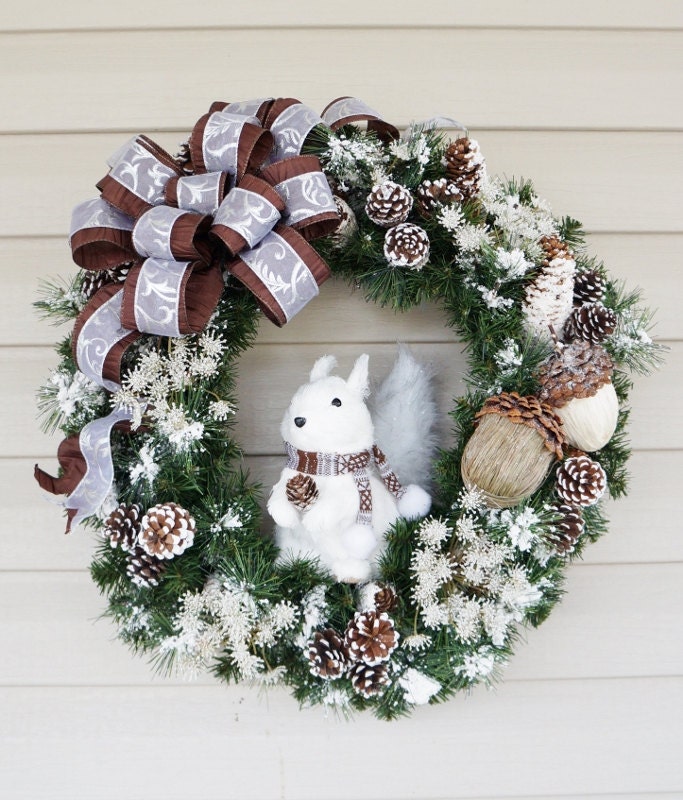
331, 398, 342, 407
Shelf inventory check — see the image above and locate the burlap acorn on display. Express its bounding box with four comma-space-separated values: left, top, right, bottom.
103, 503, 142, 552
556, 455, 607, 506
547, 502, 585, 555
139, 502, 195, 559
126, 546, 166, 587
383, 223, 430, 270
349, 661, 390, 698
365, 181, 413, 227
307, 629, 348, 679
415, 178, 463, 216
461, 392, 565, 508
564, 301, 617, 344
345, 611, 399, 666
286, 473, 319, 511
574, 270, 606, 305
538, 340, 618, 451
444, 138, 485, 199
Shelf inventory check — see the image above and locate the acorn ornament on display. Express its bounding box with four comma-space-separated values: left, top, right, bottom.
538, 339, 618, 452
461, 392, 565, 508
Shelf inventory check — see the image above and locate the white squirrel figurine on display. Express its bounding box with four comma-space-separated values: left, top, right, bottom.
267, 351, 433, 583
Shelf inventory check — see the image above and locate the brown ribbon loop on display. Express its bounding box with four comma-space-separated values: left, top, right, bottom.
132, 206, 214, 263
321, 96, 400, 143
189, 111, 273, 181
164, 172, 231, 214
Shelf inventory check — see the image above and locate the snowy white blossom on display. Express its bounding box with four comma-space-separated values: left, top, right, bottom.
457, 647, 497, 681
437, 204, 465, 232
47, 368, 104, 419
495, 247, 533, 281
481, 602, 513, 646
454, 514, 480, 543
208, 400, 235, 421
399, 668, 441, 705
129, 443, 159, 486
499, 507, 541, 552
389, 133, 431, 168
477, 284, 514, 311
295, 585, 329, 648
455, 223, 492, 253
417, 517, 452, 548
446, 595, 483, 644
158, 407, 204, 452
402, 633, 432, 651
498, 567, 546, 620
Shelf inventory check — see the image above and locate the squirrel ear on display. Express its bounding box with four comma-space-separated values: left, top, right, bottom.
309, 354, 337, 383
347, 354, 370, 397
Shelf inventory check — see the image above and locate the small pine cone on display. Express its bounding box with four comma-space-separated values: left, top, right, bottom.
365, 181, 413, 227
126, 546, 166, 587
345, 611, 399, 666
475, 391, 565, 459
415, 178, 463, 216
329, 195, 358, 247
556, 455, 607, 507
103, 503, 142, 552
349, 661, 390, 698
307, 629, 348, 679
539, 235, 574, 267
108, 263, 133, 284
548, 502, 585, 555
174, 141, 193, 174
286, 473, 319, 511
537, 340, 614, 407
383, 222, 430, 270
564, 302, 617, 344
444, 138, 485, 199
574, 270, 606, 305
373, 584, 398, 614
80, 270, 114, 300
139, 502, 195, 560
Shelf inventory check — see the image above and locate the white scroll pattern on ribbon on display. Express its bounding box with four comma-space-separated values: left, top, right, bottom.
275, 172, 337, 227
109, 138, 178, 205
239, 231, 319, 322
322, 96, 383, 127
268, 103, 323, 161
70, 197, 134, 237
176, 173, 226, 215
133, 258, 189, 337
225, 98, 272, 117
202, 112, 259, 175
64, 406, 135, 527
76, 291, 134, 392
133, 206, 187, 261
213, 187, 281, 249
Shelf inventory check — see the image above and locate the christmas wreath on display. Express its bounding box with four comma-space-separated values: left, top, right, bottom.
34, 96, 662, 719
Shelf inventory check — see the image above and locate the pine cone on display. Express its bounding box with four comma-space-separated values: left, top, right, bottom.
103, 503, 142, 552
174, 141, 193, 174
349, 661, 390, 698
286, 473, 319, 511
564, 302, 617, 344
547, 502, 585, 555
344, 611, 399, 666
80, 263, 132, 301
474, 392, 565, 459
373, 584, 398, 614
415, 178, 463, 216
539, 235, 573, 267
126, 546, 166, 587
574, 270, 606, 305
383, 223, 430, 270
537, 341, 614, 407
139, 502, 195, 559
556, 455, 607, 506
365, 181, 413, 227
307, 629, 348, 679
329, 195, 358, 247
444, 138, 485, 199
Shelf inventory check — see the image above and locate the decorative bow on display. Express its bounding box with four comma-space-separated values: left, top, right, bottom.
35, 96, 399, 530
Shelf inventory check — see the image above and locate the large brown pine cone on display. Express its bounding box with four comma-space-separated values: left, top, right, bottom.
349, 661, 390, 698
365, 181, 413, 227
574, 270, 607, 305
556, 455, 607, 506
126, 546, 166, 587
444, 138, 485, 199
345, 611, 399, 666
474, 392, 566, 459
537, 341, 614, 407
547, 502, 585, 555
564, 302, 618, 344
415, 178, 463, 216
139, 502, 195, 560
307, 629, 348, 679
286, 474, 319, 511
383, 222, 430, 270
103, 503, 142, 552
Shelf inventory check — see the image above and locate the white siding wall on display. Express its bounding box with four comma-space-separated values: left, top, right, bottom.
1, 2, 682, 798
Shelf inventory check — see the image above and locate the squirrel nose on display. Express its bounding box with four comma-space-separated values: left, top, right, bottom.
294, 417, 306, 428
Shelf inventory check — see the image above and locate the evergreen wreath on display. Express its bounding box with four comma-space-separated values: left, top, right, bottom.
34, 96, 663, 719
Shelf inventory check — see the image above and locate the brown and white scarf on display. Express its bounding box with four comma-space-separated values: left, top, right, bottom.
285, 442, 406, 526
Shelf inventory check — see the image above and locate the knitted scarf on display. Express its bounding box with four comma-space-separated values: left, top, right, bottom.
285, 442, 406, 526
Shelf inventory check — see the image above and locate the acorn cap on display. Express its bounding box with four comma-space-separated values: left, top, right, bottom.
474, 392, 565, 459
537, 341, 614, 408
